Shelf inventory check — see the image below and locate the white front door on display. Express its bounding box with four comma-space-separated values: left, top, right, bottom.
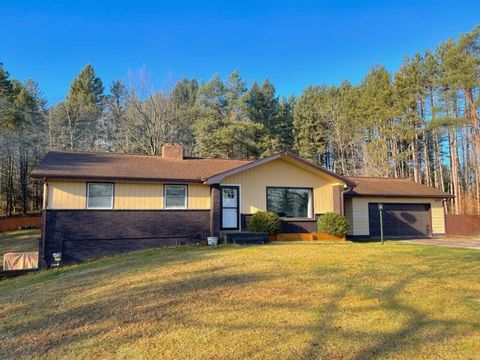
221, 186, 239, 230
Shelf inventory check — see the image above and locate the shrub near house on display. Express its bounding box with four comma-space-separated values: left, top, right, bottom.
247, 211, 282, 235
317, 212, 349, 238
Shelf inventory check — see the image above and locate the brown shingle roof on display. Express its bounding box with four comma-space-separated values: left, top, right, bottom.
30, 151, 252, 182
344, 176, 453, 198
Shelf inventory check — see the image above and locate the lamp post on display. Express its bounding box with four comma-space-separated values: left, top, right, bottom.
378, 203, 384, 245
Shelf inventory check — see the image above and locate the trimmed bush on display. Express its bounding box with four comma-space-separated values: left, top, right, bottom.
317, 212, 349, 237
247, 211, 282, 234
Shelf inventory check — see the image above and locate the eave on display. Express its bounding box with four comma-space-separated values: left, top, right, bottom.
30, 174, 204, 184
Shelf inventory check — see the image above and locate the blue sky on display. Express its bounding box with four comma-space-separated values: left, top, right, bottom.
1, 0, 478, 105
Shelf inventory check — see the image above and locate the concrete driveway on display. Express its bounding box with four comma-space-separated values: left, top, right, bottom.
405, 236, 480, 250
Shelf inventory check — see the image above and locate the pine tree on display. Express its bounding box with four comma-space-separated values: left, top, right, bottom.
244, 79, 278, 132
270, 96, 295, 153
98, 80, 128, 151
394, 54, 427, 182
194, 73, 262, 159
0, 63, 16, 128
359, 66, 395, 176
53, 64, 105, 149
172, 78, 198, 108
293, 86, 329, 164
225, 71, 247, 121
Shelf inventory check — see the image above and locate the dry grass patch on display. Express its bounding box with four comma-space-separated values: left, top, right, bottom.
0, 242, 479, 359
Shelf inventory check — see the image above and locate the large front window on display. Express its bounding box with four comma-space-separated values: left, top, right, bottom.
267, 187, 313, 218
165, 185, 187, 209
87, 183, 114, 209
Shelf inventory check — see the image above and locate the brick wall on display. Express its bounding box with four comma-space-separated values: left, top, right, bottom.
42, 210, 210, 267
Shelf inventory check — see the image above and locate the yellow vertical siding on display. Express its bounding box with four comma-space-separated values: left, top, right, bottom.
220, 158, 339, 214
188, 184, 211, 209
431, 202, 445, 233
48, 181, 86, 209
347, 197, 446, 236
115, 183, 164, 209
47, 181, 211, 210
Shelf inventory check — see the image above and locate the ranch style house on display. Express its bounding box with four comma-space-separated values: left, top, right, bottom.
31, 144, 453, 267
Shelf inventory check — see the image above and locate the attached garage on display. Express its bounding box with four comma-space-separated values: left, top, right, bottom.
368, 203, 431, 238
344, 177, 453, 239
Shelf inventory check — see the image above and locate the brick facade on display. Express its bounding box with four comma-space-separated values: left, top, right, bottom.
41, 210, 210, 267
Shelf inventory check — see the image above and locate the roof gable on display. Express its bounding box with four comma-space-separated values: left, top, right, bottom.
204, 151, 356, 187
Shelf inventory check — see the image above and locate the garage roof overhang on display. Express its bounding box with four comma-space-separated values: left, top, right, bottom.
344, 192, 454, 199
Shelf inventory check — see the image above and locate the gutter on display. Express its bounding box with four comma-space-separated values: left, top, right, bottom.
30, 174, 204, 184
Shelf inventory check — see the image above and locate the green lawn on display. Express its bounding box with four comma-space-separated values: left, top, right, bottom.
0, 241, 479, 359
0, 229, 40, 269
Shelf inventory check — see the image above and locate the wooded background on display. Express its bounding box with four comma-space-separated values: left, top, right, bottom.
0, 26, 479, 216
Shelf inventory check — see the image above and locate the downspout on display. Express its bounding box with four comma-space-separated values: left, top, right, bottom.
40, 179, 48, 269
340, 186, 347, 216
43, 180, 48, 209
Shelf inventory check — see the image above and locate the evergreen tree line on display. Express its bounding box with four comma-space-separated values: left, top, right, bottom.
0, 26, 479, 215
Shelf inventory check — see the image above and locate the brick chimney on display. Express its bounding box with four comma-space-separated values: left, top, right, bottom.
162, 144, 184, 160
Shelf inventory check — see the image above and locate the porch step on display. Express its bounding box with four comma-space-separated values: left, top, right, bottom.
221, 231, 268, 245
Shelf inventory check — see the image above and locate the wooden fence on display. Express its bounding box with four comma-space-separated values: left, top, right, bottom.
0, 214, 42, 232
445, 215, 480, 236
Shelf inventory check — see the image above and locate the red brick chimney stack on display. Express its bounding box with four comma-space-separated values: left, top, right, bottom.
161, 144, 184, 160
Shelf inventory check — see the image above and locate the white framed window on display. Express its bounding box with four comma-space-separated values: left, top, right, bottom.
87, 183, 114, 209
164, 184, 187, 209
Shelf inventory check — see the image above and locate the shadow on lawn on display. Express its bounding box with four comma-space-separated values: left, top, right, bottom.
0, 250, 271, 358
2, 244, 479, 359
0, 245, 229, 293
301, 270, 477, 360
